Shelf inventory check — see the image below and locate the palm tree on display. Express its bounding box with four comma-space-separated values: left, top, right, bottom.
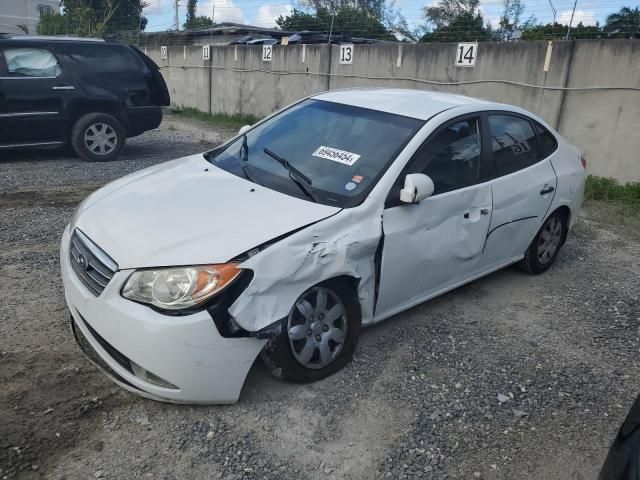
604, 6, 640, 39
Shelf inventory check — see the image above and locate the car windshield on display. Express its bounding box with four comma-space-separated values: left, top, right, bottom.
206, 99, 423, 207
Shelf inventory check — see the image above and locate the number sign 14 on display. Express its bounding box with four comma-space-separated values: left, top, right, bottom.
456, 43, 477, 67
262, 45, 273, 62
339, 44, 354, 65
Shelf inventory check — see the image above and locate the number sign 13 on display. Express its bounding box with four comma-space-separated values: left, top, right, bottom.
456, 43, 477, 67
339, 44, 354, 65
262, 45, 273, 62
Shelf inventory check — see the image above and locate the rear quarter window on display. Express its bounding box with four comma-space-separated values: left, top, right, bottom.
63, 44, 145, 74
534, 122, 558, 159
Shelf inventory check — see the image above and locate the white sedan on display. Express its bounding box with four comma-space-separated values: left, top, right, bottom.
60, 88, 587, 403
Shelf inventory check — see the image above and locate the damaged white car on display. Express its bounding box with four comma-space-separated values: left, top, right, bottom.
60, 88, 587, 403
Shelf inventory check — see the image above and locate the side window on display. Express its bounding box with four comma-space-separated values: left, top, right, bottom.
534, 121, 558, 159
415, 118, 482, 194
66, 44, 144, 74
489, 115, 539, 176
3, 48, 62, 78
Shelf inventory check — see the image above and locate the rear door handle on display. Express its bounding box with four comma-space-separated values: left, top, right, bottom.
52, 85, 75, 90
464, 208, 490, 219
540, 186, 555, 195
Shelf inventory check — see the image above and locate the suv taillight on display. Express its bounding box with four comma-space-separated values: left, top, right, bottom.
580, 155, 587, 169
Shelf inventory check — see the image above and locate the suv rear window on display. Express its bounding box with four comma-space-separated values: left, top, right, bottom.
63, 44, 144, 74
534, 122, 558, 158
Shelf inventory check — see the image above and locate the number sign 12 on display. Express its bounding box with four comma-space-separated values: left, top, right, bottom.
456, 43, 477, 67
262, 45, 273, 62
339, 44, 354, 65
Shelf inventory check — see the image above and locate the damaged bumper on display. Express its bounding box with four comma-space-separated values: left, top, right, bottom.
60, 226, 267, 404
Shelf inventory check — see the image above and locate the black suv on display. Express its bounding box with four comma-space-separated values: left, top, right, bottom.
0, 35, 170, 161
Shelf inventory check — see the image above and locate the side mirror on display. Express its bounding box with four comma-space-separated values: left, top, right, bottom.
400, 173, 435, 204
238, 124, 252, 135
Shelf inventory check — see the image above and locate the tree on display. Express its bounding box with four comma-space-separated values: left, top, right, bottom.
183, 0, 213, 30
495, 0, 536, 41
604, 6, 640, 38
419, 0, 490, 42
521, 21, 601, 40
276, 7, 397, 40
38, 0, 148, 37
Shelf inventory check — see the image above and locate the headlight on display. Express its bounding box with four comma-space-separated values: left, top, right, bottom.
121, 264, 241, 311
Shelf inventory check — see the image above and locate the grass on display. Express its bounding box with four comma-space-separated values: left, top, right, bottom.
171, 107, 261, 131
584, 175, 640, 207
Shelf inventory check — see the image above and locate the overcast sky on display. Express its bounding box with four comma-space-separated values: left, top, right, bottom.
143, 0, 632, 32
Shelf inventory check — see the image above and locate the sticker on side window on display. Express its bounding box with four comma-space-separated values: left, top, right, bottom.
312, 146, 361, 166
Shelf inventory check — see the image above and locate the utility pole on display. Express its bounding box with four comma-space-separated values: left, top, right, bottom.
548, 0, 556, 36
565, 0, 577, 39
212, 5, 215, 22
174, 0, 180, 31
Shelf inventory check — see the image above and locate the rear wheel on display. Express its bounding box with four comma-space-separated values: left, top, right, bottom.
261, 279, 361, 383
519, 211, 566, 274
71, 113, 125, 162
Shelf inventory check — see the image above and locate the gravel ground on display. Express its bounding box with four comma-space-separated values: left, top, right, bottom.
1, 114, 639, 480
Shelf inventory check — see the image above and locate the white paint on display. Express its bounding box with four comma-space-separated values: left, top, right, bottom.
60, 90, 587, 403
160, 46, 167, 60
396, 44, 402, 68
301, 44, 306, 63
544, 41, 553, 72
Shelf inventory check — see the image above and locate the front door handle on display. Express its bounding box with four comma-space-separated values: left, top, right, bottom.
52, 85, 75, 91
540, 186, 555, 195
464, 208, 490, 219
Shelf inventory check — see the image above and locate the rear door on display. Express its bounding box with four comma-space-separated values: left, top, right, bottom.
482, 113, 557, 267
0, 43, 74, 145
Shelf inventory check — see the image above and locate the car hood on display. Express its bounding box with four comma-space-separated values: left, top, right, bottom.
72, 154, 340, 269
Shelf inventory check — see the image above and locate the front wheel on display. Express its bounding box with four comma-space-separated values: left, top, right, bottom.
71, 113, 126, 162
519, 211, 566, 274
261, 279, 361, 383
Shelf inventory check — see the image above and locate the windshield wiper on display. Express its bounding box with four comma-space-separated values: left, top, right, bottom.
239, 134, 262, 185
263, 147, 319, 203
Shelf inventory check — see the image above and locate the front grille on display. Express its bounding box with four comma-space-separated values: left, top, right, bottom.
69, 229, 118, 296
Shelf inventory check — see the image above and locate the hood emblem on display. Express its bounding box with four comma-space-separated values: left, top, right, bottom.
77, 253, 90, 271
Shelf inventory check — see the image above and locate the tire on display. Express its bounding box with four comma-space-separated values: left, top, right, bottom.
519, 210, 567, 274
71, 113, 126, 162
260, 278, 361, 383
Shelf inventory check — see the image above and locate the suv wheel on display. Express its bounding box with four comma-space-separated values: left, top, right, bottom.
261, 279, 361, 383
71, 113, 125, 162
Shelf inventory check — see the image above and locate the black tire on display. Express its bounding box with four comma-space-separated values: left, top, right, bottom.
260, 278, 361, 383
71, 113, 125, 162
519, 210, 567, 274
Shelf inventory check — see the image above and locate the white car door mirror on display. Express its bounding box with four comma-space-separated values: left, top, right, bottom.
238, 124, 252, 135
400, 173, 435, 204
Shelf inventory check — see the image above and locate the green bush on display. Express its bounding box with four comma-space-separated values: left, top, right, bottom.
584, 175, 640, 207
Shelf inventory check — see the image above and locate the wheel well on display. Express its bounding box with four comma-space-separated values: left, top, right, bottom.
68, 102, 126, 135
550, 205, 571, 244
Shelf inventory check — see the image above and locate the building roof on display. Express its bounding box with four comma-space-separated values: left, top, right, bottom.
312, 88, 488, 120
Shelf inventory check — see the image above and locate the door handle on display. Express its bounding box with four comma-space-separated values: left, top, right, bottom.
52, 85, 75, 90
480, 208, 490, 215
540, 186, 555, 195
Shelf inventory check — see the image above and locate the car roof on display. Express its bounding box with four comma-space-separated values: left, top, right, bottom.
312, 88, 489, 120
0, 34, 105, 43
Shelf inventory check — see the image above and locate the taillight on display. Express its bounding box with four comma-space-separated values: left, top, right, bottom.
580, 155, 587, 169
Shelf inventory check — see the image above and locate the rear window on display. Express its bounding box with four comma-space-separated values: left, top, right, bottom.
489, 115, 539, 176
63, 44, 144, 74
534, 122, 558, 158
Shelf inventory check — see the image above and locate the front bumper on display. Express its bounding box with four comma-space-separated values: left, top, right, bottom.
60, 225, 266, 404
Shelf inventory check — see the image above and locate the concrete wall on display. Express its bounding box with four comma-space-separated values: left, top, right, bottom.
146, 40, 640, 181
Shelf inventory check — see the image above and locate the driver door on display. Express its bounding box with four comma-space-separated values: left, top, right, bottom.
375, 115, 493, 317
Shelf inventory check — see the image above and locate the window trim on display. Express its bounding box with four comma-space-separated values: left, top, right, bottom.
385, 112, 491, 208
0, 51, 7, 76
484, 111, 544, 179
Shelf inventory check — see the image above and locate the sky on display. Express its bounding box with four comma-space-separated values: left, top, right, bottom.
143, 0, 635, 32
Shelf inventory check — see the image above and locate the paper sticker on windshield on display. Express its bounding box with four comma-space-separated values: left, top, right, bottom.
312, 146, 361, 166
